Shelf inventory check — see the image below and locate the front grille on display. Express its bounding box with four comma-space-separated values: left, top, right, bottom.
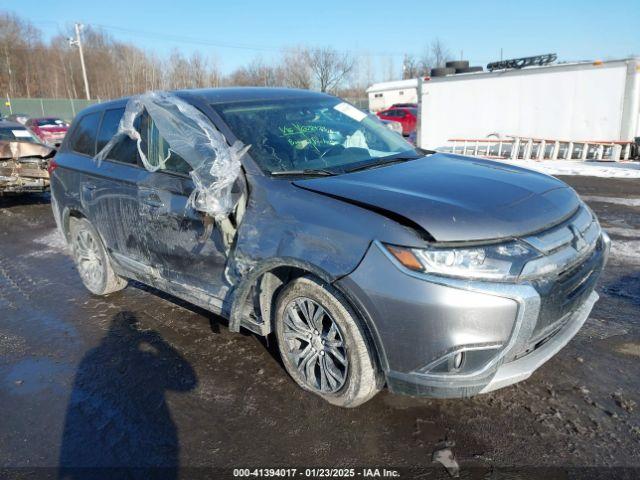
520, 204, 605, 341
531, 239, 604, 338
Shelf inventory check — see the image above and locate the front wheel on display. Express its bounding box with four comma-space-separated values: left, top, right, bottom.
275, 276, 382, 408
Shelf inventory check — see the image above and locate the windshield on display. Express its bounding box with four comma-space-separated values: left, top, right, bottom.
212, 97, 419, 174
0, 127, 40, 142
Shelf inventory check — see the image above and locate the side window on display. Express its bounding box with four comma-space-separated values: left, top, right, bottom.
383, 110, 396, 117
394, 109, 406, 118
139, 111, 191, 175
95, 108, 140, 166
70, 112, 101, 156
96, 108, 123, 152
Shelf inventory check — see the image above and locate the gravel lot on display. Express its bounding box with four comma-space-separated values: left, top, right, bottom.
0, 175, 639, 478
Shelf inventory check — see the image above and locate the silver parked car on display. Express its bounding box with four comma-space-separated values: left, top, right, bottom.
50, 88, 609, 407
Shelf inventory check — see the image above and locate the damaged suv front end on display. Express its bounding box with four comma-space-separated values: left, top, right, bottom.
51, 88, 609, 406
340, 206, 609, 397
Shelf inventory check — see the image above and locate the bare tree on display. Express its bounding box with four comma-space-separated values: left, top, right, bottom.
402, 54, 420, 79
420, 38, 453, 70
281, 48, 311, 89
303, 47, 354, 93
226, 57, 284, 87
0, 11, 368, 102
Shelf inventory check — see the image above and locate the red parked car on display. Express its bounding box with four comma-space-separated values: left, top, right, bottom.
375, 107, 417, 136
26, 117, 69, 147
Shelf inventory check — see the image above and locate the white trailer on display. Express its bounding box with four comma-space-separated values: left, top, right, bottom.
366, 79, 418, 112
414, 58, 640, 160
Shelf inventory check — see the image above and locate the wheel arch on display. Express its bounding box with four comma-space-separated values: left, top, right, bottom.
60, 206, 88, 242
229, 258, 387, 375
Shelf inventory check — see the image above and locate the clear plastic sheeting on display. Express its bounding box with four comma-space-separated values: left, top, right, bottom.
96, 91, 250, 219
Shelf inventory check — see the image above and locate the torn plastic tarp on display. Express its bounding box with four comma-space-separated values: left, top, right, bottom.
96, 91, 250, 219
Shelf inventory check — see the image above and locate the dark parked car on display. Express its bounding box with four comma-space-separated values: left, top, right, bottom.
7, 113, 31, 125
0, 120, 42, 143
50, 88, 609, 407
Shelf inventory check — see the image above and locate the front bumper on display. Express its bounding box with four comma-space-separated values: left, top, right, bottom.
480, 290, 597, 393
337, 233, 609, 398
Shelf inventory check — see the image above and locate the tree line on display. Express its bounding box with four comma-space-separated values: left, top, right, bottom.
0, 11, 453, 101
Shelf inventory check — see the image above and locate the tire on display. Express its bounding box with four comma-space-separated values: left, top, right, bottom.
457, 66, 484, 73
275, 276, 382, 408
445, 60, 469, 70
430, 67, 456, 77
69, 217, 127, 296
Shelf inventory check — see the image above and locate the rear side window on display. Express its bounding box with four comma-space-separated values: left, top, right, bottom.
70, 112, 101, 156
139, 112, 191, 175
97, 108, 141, 166
96, 108, 124, 152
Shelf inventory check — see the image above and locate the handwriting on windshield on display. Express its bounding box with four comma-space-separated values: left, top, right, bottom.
278, 123, 334, 153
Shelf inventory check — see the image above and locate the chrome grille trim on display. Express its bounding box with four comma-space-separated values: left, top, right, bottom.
520, 204, 600, 279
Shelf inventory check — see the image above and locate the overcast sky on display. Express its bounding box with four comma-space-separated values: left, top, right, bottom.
2, 0, 639, 79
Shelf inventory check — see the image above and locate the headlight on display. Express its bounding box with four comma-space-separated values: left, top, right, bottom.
384, 241, 540, 281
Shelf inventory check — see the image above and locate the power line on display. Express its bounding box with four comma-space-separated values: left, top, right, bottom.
30, 19, 407, 58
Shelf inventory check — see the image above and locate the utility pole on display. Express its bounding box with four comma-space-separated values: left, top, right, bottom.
69, 23, 90, 100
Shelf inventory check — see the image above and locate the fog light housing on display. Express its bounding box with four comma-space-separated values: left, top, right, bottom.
415, 345, 502, 376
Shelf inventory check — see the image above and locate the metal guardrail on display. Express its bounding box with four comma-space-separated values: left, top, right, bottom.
447, 137, 634, 162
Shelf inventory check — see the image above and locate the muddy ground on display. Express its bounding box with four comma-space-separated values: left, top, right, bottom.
0, 176, 638, 479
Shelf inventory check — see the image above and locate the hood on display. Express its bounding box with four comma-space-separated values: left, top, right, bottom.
293, 153, 580, 242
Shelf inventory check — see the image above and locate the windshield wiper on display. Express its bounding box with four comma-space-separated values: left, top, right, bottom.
345, 155, 422, 173
270, 168, 336, 177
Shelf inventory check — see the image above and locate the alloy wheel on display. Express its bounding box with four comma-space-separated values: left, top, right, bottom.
73, 229, 104, 292
282, 297, 348, 393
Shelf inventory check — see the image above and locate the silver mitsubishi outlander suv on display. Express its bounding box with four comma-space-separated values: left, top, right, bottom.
50, 88, 610, 407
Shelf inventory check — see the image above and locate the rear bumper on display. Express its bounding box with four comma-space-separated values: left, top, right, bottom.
338, 234, 609, 398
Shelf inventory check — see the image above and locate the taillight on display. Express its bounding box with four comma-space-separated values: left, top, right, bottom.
47, 158, 58, 174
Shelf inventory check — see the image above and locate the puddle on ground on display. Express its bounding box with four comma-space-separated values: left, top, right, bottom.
1, 357, 73, 395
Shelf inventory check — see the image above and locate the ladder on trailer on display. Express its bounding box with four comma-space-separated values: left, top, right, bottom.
447, 136, 635, 162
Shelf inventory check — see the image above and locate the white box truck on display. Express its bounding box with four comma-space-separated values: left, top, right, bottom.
369, 58, 640, 160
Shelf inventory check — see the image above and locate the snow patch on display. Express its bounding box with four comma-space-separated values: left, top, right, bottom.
610, 240, 640, 264
490, 159, 640, 178
27, 229, 69, 258
604, 227, 640, 238
581, 196, 640, 207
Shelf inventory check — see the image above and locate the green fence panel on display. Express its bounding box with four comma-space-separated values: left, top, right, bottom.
1, 98, 101, 123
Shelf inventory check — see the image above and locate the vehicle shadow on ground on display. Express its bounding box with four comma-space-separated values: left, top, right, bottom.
0, 191, 50, 208
58, 311, 197, 479
131, 281, 229, 334
132, 280, 285, 366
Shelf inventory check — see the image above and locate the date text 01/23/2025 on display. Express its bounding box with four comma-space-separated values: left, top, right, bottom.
233, 468, 401, 478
